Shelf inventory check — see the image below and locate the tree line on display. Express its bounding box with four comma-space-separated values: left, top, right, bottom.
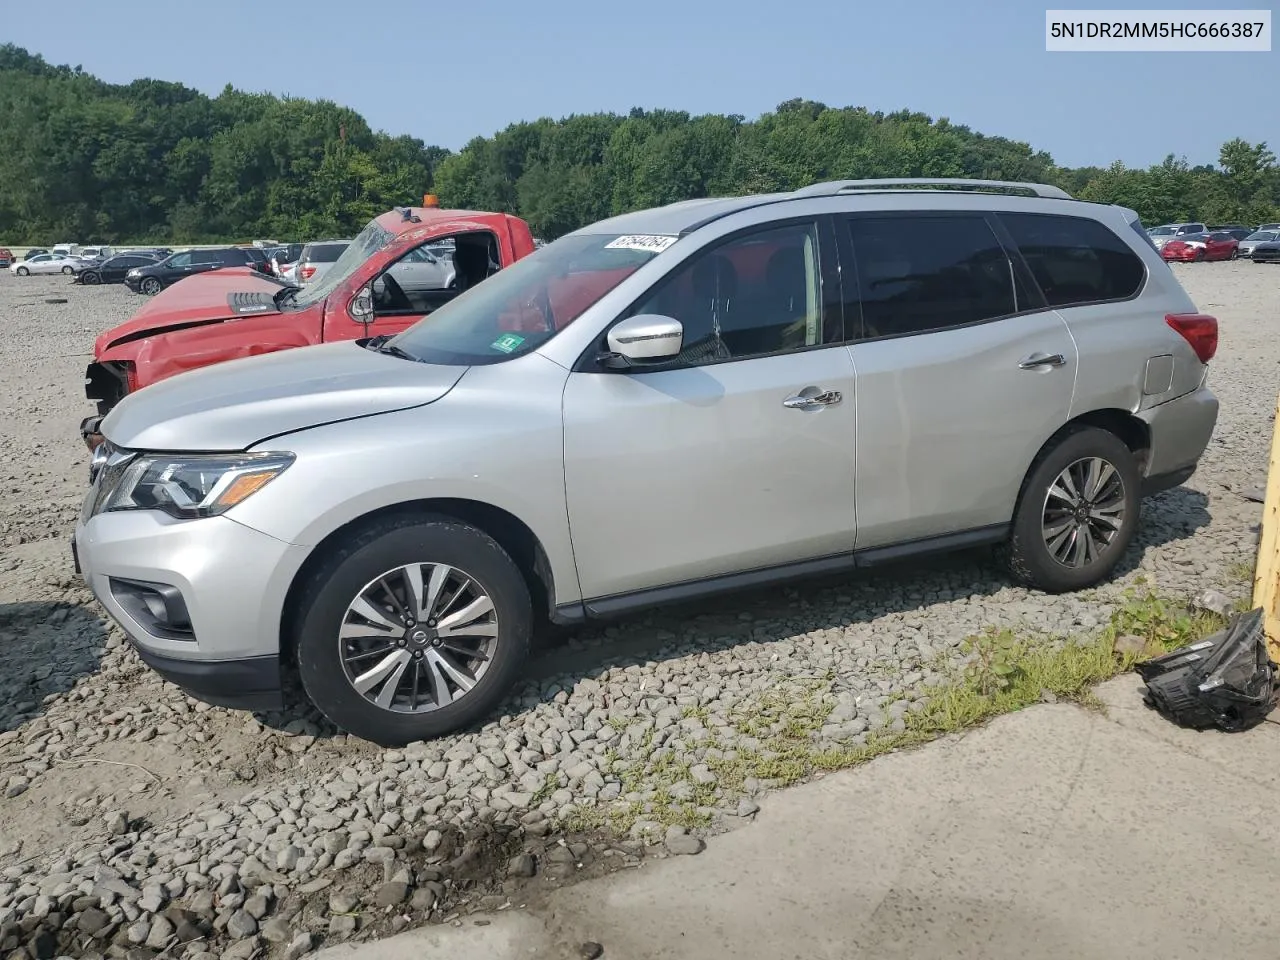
2, 43, 1276, 246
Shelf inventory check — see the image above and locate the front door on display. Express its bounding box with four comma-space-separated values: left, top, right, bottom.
563, 218, 858, 602
323, 230, 503, 343
841, 211, 1078, 550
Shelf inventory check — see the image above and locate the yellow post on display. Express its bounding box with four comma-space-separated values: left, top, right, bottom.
1252, 390, 1280, 663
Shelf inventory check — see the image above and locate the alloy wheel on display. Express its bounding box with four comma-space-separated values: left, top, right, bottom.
83, 272, 100, 284
141, 278, 161, 295
1040, 456, 1127, 568
338, 562, 499, 714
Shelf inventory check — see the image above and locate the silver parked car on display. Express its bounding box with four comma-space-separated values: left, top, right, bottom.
1145, 222, 1207, 250
75, 178, 1220, 745
1238, 230, 1279, 258
296, 240, 351, 285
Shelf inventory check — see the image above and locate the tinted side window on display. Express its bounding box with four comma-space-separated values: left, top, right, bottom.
848, 215, 1016, 338
165, 252, 192, 268
1000, 213, 1145, 308
628, 221, 831, 365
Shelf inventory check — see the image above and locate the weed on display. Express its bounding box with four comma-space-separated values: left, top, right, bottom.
1226, 559, 1256, 586
555, 589, 1227, 840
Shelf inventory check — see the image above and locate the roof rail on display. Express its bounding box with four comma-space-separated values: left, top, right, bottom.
791, 178, 1073, 201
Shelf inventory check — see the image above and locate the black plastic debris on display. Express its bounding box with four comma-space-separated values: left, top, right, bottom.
1136, 607, 1278, 732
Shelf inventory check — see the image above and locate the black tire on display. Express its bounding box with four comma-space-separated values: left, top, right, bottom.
82, 271, 101, 285
61, 265, 74, 274
1194, 249, 1205, 262
15, 266, 28, 276
293, 514, 532, 746
1006, 426, 1140, 593
140, 277, 162, 295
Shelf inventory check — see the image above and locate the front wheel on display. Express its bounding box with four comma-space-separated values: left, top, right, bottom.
61, 265, 75, 274
140, 277, 162, 295
15, 266, 28, 276
1006, 426, 1140, 593
82, 271, 101, 285
293, 515, 532, 746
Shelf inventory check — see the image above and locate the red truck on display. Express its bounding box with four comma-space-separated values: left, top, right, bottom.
81, 204, 538, 449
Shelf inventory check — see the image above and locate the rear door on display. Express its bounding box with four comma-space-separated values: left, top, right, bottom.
843, 211, 1078, 550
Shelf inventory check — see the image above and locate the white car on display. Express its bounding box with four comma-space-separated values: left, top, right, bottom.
10, 253, 79, 276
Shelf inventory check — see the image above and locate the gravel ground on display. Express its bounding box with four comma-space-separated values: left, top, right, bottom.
0, 262, 1273, 959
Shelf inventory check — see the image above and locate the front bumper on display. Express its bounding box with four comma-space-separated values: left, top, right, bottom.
74, 507, 311, 711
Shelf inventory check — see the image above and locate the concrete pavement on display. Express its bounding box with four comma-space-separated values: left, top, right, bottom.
315, 675, 1280, 960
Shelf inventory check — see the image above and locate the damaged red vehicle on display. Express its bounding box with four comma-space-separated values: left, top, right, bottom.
81, 203, 538, 449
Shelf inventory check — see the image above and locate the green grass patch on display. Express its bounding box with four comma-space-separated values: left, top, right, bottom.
557, 588, 1231, 838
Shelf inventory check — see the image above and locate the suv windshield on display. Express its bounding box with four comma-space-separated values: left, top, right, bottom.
288, 222, 392, 308
388, 233, 671, 365
1147, 226, 1176, 236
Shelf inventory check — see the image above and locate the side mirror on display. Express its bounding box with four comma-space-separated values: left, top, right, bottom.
350, 284, 374, 323
601, 314, 684, 369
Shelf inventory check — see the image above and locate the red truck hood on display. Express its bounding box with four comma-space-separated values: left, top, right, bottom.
95, 270, 286, 353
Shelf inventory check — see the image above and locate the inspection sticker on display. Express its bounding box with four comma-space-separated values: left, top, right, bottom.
604, 234, 679, 253
491, 332, 526, 353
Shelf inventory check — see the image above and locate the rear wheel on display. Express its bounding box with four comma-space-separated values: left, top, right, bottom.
1006, 427, 1140, 593
293, 515, 532, 746
1194, 249, 1206, 262
61, 265, 74, 274
140, 277, 162, 295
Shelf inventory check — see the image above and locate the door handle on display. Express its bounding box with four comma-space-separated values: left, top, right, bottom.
1019, 353, 1067, 369
783, 389, 842, 409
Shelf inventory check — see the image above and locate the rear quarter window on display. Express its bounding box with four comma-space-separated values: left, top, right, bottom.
307, 243, 348, 263
999, 212, 1145, 308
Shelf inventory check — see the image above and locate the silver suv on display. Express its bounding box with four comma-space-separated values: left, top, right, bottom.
74, 179, 1220, 745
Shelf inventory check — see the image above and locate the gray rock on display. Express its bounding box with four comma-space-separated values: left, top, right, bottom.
665, 834, 706, 856
226, 909, 258, 939
507, 854, 536, 878
283, 931, 316, 960
261, 916, 292, 943
329, 891, 359, 915
329, 913, 359, 937
144, 915, 175, 949
125, 918, 151, 945
374, 880, 410, 907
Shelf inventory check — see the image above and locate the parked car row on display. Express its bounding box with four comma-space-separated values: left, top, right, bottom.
1146, 221, 1280, 262
74, 183, 1221, 746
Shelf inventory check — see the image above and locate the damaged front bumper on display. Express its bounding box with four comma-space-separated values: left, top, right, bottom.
81, 414, 106, 452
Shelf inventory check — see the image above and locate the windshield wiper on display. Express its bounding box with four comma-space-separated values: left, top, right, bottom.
272, 284, 300, 307
365, 335, 418, 362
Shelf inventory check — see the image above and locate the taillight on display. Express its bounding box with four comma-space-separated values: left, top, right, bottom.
1166, 313, 1218, 364
301, 265, 316, 281
122, 361, 139, 393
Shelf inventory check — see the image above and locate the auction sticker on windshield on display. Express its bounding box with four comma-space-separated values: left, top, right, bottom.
604, 235, 679, 253
491, 333, 526, 354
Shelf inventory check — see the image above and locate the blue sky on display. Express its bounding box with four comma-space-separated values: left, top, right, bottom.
4, 0, 1275, 169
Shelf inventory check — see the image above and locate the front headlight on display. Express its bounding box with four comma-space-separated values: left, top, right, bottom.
101, 451, 294, 520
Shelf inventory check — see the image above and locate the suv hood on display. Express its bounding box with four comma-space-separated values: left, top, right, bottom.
101, 340, 467, 451
95, 270, 286, 353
